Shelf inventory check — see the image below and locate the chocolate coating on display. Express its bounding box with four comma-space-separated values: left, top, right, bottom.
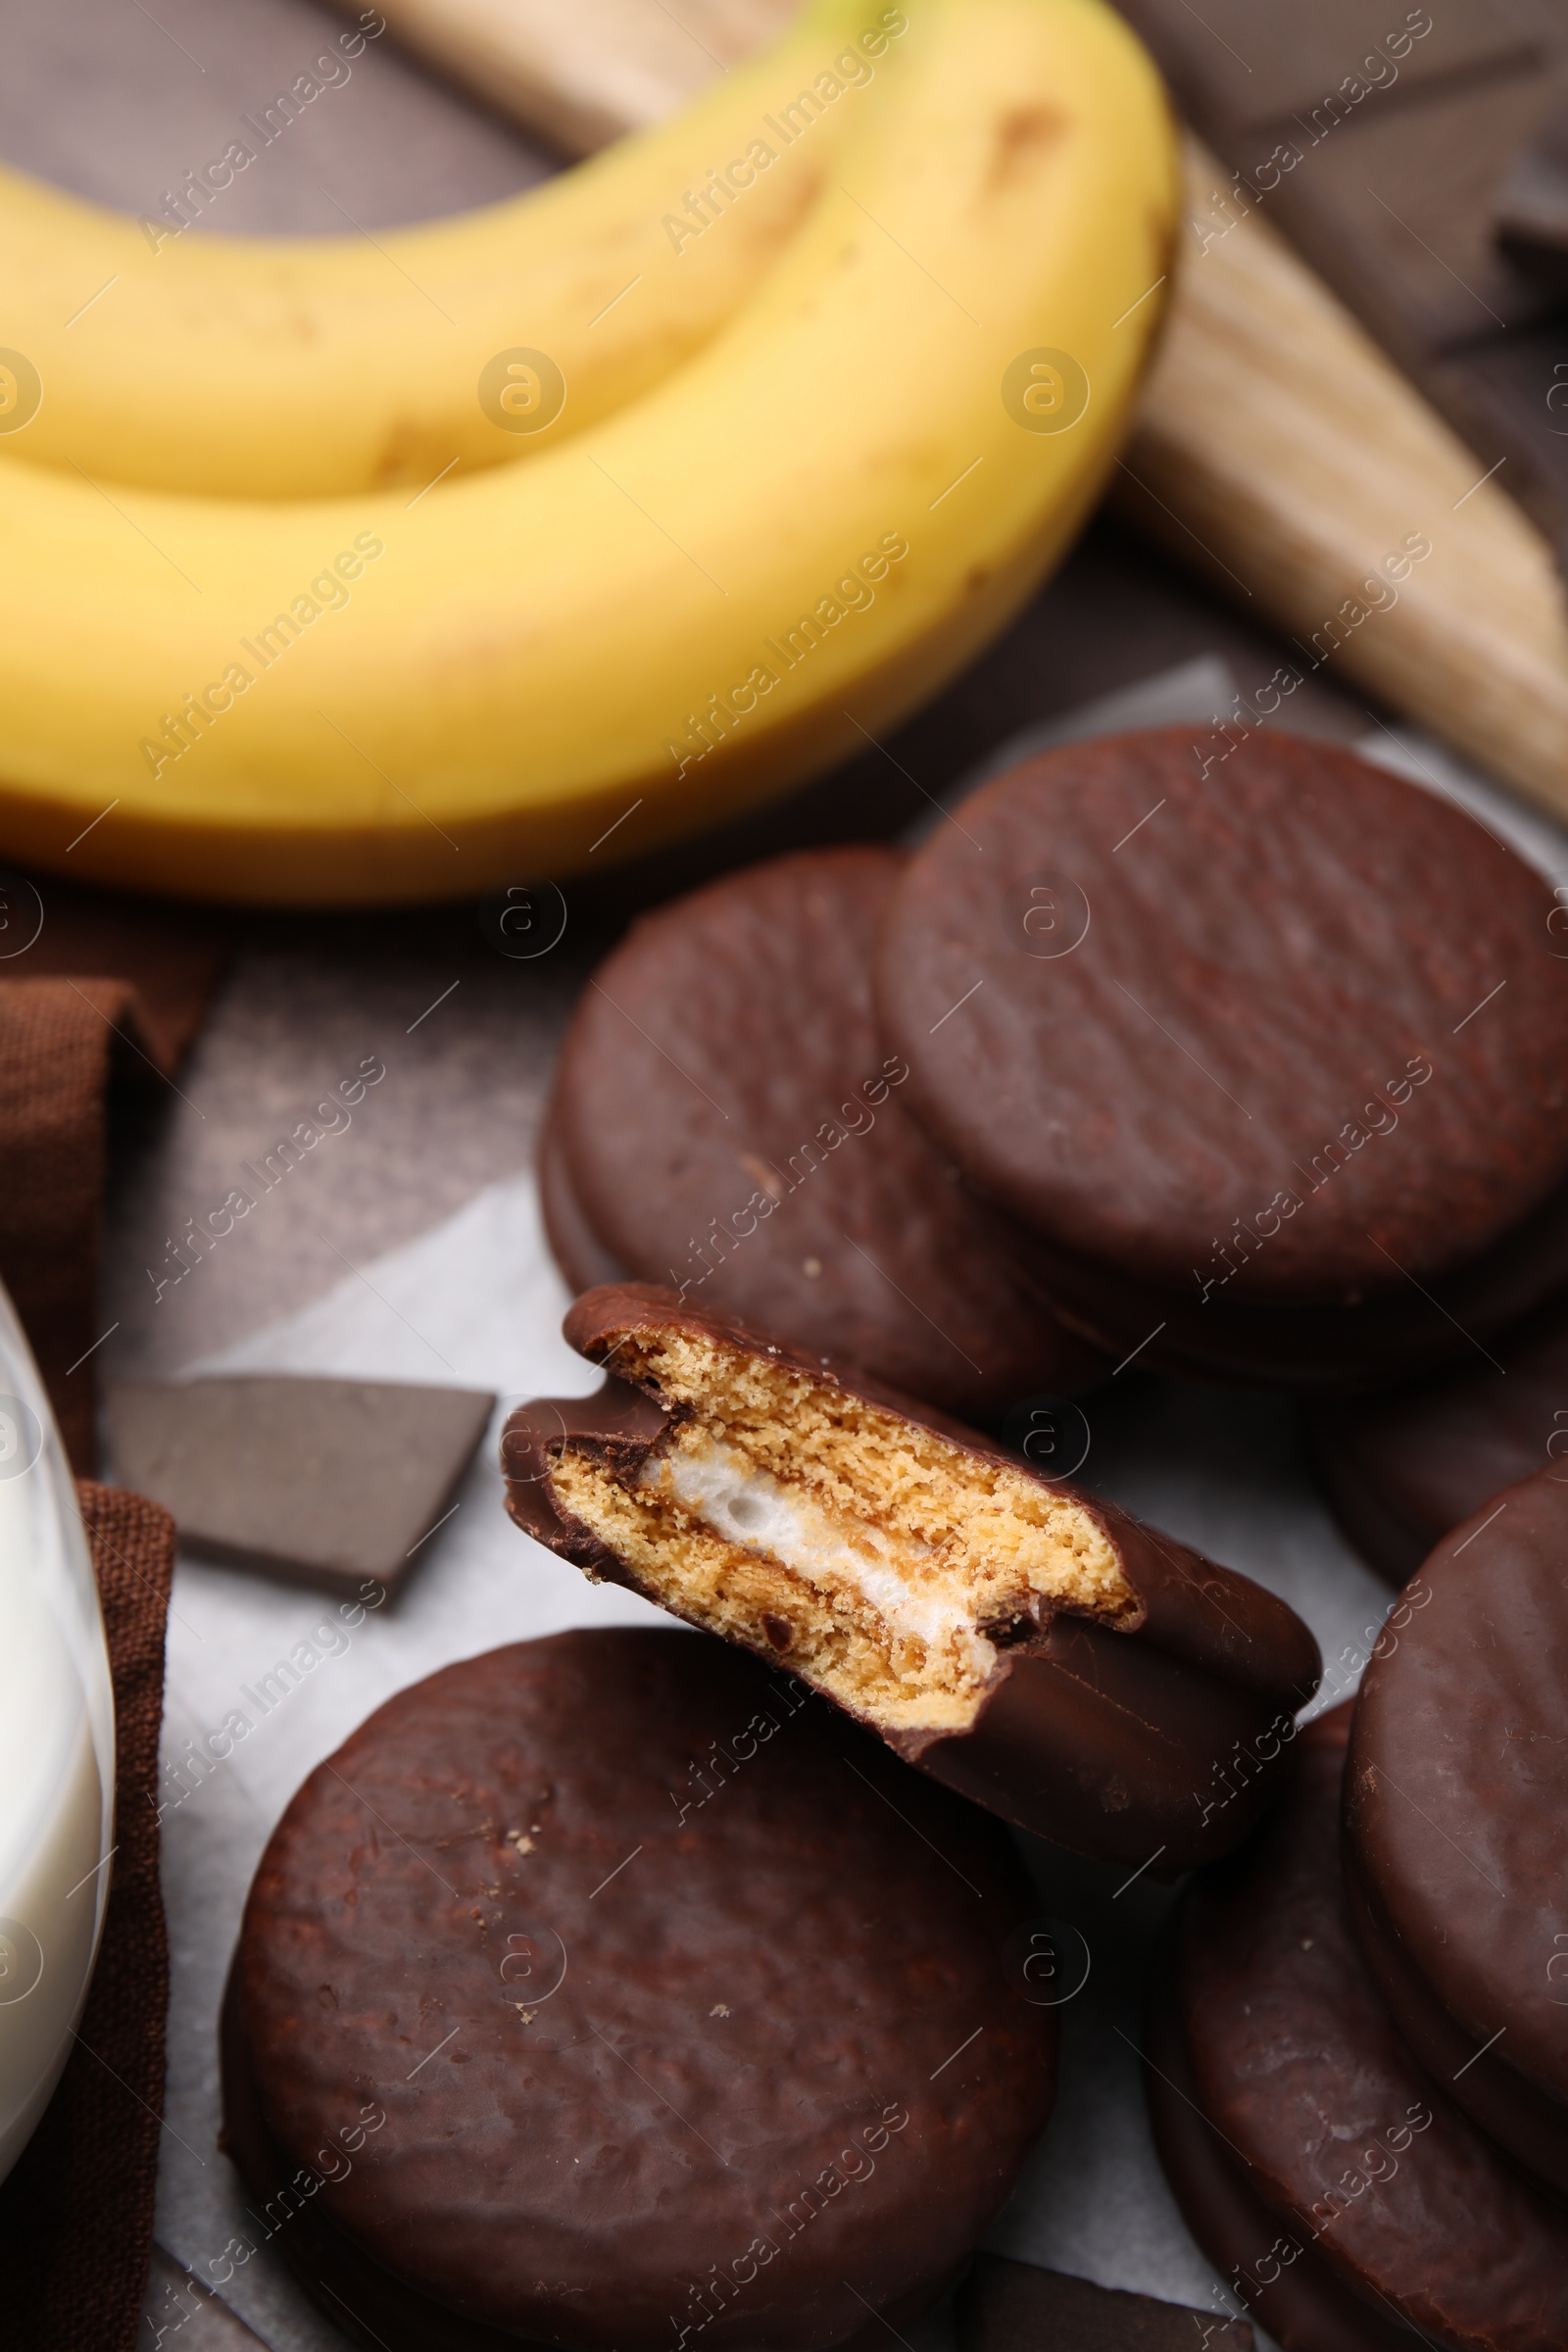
538, 1114, 622, 1294
220, 1987, 522, 2352
505, 1284, 1321, 1871
1144, 1978, 1415, 2352
547, 846, 1105, 1418
225, 1630, 1056, 2352
875, 728, 1568, 1387
220, 1982, 966, 2352
1309, 1289, 1568, 1582
1147, 1704, 1568, 2350
1346, 1467, 1568, 2192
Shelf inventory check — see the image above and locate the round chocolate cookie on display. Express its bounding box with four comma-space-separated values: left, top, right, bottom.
545, 846, 1105, 1419
505, 1286, 1322, 1873
1345, 1467, 1568, 2194
539, 1115, 621, 1293
874, 728, 1568, 1389
1146, 1703, 1568, 2351
224, 1629, 1056, 2352
1309, 1289, 1568, 1582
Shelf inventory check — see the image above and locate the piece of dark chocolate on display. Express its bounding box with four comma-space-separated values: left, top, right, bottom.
1495, 95, 1568, 255
503, 1284, 1321, 1871
1113, 0, 1568, 569
108, 1375, 494, 1592
957, 2252, 1253, 2350
141, 2243, 271, 2350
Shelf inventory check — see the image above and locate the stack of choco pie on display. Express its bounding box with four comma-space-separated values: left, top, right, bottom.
545, 724, 1568, 1399
220, 725, 1568, 2352
521, 724, 1568, 2350
1148, 1471, 1568, 2350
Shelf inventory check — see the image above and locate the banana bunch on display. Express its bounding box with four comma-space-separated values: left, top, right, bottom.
0, 0, 870, 497
0, 0, 1176, 905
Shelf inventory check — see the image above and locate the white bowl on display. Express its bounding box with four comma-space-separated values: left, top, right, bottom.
0, 1281, 116, 2184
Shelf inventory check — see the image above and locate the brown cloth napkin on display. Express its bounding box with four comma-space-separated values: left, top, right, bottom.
0, 978, 146, 1474
0, 875, 220, 2339
0, 871, 225, 1471
0, 1482, 176, 2351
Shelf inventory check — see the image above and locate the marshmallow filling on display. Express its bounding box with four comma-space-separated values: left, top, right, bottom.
547, 1326, 1135, 1737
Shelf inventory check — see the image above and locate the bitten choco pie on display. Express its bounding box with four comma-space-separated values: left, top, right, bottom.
504, 1285, 1321, 1871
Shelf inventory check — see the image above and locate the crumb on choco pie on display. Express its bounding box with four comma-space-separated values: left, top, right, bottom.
1308, 1287, 1568, 1582
222, 1629, 1056, 2352
873, 727, 1568, 1390
1145, 1703, 1568, 2352
1345, 1466, 1568, 2196
543, 846, 1106, 1420
503, 1285, 1321, 1872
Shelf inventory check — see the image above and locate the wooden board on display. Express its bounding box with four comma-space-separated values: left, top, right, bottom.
356, 0, 797, 156
1121, 141, 1568, 814
342, 0, 1568, 822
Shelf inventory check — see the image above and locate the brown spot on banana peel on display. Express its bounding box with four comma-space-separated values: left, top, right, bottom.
983, 106, 1069, 195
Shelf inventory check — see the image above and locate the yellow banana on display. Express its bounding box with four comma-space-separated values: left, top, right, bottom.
0, 0, 877, 497
0, 0, 1176, 906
